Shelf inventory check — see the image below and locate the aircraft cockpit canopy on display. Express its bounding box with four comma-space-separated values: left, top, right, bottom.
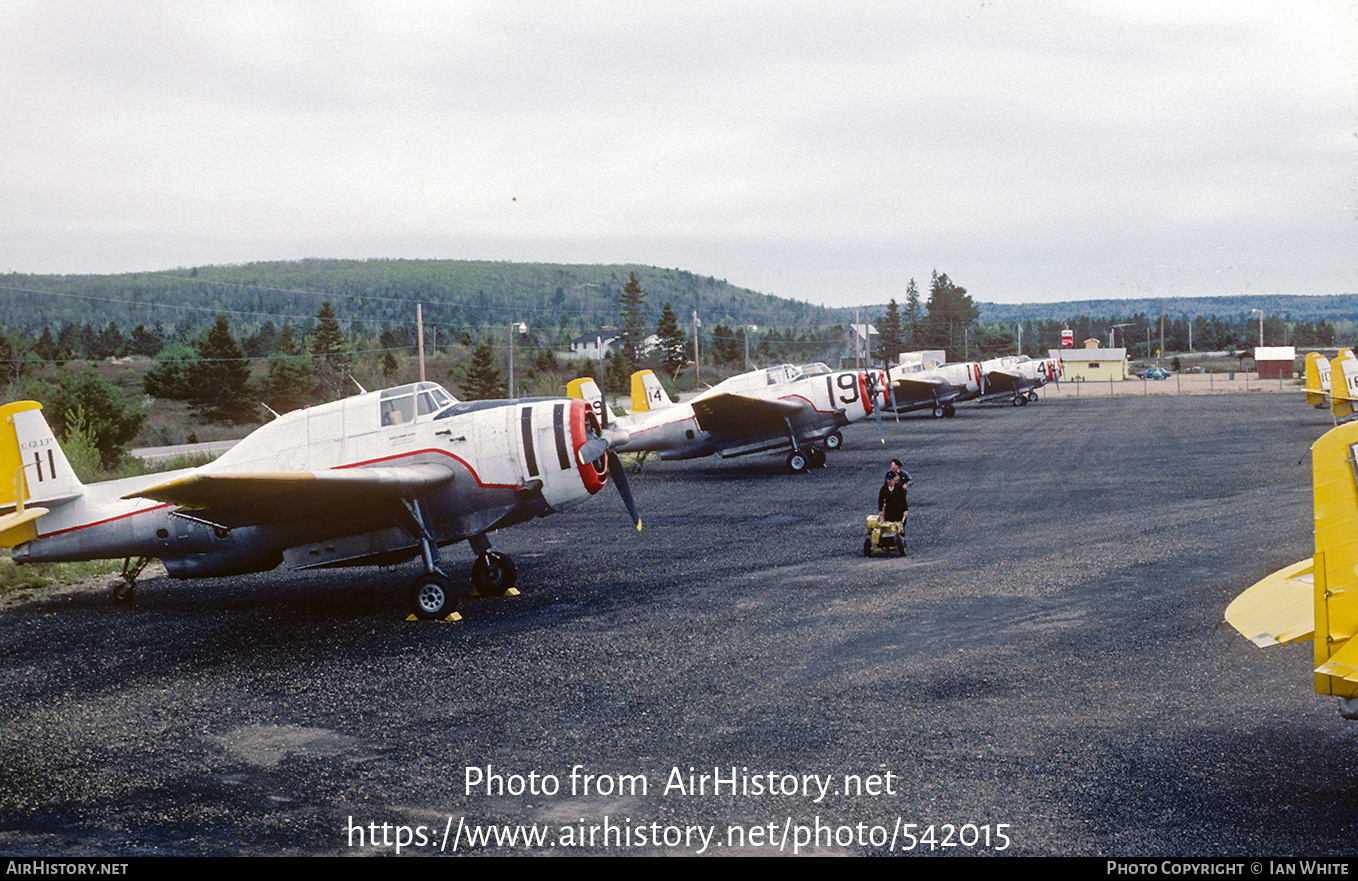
380, 382, 460, 426
798, 362, 832, 377
766, 364, 804, 385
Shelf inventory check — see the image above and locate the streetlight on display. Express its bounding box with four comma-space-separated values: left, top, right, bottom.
508, 321, 526, 398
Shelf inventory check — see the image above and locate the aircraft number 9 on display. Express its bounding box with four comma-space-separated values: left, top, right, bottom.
832, 373, 859, 405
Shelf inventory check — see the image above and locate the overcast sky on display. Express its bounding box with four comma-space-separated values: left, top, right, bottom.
2, 1, 1353, 307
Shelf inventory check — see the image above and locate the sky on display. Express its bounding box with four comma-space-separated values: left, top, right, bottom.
1, 0, 1354, 307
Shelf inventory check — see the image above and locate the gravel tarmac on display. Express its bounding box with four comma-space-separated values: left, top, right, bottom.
2, 391, 1354, 856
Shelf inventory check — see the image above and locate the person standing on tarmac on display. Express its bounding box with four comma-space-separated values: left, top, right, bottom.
877, 472, 908, 524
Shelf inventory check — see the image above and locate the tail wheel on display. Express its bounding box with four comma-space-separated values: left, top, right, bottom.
411, 573, 457, 620
112, 583, 135, 603
472, 551, 517, 596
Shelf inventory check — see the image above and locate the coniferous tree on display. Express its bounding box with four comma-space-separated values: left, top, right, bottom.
902, 279, 922, 345
618, 272, 649, 363
877, 299, 904, 365
309, 301, 351, 401
460, 336, 505, 400
655, 301, 686, 375
191, 314, 256, 424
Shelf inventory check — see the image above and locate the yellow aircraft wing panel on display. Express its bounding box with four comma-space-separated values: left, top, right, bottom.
1224, 558, 1316, 647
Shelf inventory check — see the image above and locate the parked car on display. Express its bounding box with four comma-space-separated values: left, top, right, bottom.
1136, 366, 1171, 380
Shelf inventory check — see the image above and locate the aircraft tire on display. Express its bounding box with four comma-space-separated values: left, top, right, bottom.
410, 573, 456, 620
787, 451, 809, 474
472, 551, 517, 596
863, 538, 873, 557
1018, 395, 1029, 406
1027, 391, 1038, 402
824, 431, 843, 451
1012, 397, 1023, 407
112, 582, 134, 603
931, 406, 945, 418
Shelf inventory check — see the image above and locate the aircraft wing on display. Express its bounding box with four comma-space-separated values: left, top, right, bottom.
124, 463, 457, 527
891, 376, 957, 402
691, 393, 809, 436
984, 370, 1029, 394
1224, 558, 1316, 647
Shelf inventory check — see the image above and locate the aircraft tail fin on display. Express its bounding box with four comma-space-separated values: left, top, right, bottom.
1305, 353, 1329, 407
1331, 353, 1358, 421
0, 402, 84, 546
566, 377, 616, 425
630, 370, 673, 414
1308, 419, 1358, 700
1226, 418, 1358, 706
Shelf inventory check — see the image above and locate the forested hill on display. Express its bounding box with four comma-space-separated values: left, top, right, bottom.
977, 293, 1358, 324
0, 258, 846, 337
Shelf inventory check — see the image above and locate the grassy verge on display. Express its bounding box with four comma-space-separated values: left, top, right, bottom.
0, 552, 122, 600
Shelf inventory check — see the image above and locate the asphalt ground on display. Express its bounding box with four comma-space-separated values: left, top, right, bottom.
2, 391, 1355, 857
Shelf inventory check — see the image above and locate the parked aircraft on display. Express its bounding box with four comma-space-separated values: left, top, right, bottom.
1329, 351, 1358, 422
0, 381, 639, 620
877, 361, 985, 418
1225, 418, 1358, 719
568, 364, 877, 473
1304, 352, 1331, 408
979, 356, 1062, 406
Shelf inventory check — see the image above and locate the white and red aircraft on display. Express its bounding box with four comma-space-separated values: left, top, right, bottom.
569, 364, 879, 473
876, 360, 985, 418
978, 355, 1062, 406
0, 381, 638, 620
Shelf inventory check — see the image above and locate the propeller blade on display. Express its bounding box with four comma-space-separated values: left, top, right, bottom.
577, 435, 609, 466
607, 450, 642, 530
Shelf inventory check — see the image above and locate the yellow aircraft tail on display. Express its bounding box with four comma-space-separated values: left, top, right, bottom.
0, 401, 84, 547
629, 370, 674, 414
1331, 352, 1358, 421
566, 377, 617, 425
1304, 352, 1329, 408
1226, 418, 1358, 715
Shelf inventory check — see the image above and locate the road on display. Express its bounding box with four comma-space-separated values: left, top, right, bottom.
1, 393, 1352, 856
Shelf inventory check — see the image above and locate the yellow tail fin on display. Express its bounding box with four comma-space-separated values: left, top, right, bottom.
629, 370, 673, 414
0, 401, 83, 547
1305, 352, 1329, 407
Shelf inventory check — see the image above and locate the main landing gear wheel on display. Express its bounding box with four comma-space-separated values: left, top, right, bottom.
1027, 391, 1038, 402
112, 582, 134, 603
808, 447, 827, 468
824, 431, 843, 451
410, 572, 457, 620
1011, 396, 1023, 407
471, 551, 517, 596
787, 450, 809, 473
931, 406, 945, 418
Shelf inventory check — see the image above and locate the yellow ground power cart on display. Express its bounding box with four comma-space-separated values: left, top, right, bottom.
864, 515, 906, 557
